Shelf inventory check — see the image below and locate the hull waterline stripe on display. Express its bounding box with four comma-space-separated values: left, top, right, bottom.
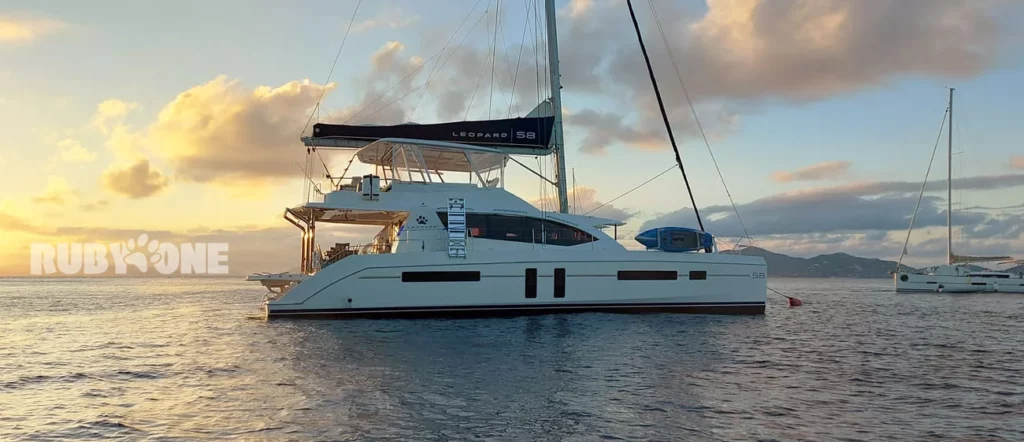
266, 301, 766, 318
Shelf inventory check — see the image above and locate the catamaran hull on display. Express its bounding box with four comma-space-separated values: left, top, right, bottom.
894, 273, 1024, 293
263, 251, 767, 319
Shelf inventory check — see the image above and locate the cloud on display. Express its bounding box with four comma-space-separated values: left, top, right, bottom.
562, 0, 595, 18
772, 160, 852, 183
607, 0, 1006, 101
353, 7, 420, 33
0, 14, 67, 44
639, 173, 1024, 237
32, 176, 76, 206
101, 159, 169, 199
80, 199, 109, 212
549, 0, 1016, 153
564, 109, 665, 154
145, 75, 333, 185
91, 99, 139, 135
1012, 156, 1024, 170
0, 210, 51, 235
531, 186, 634, 221
324, 41, 425, 124
54, 139, 97, 163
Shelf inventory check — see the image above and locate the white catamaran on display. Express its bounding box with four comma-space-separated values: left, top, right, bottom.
247, 0, 768, 318
894, 88, 1024, 293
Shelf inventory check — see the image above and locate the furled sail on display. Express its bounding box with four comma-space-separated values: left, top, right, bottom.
307, 116, 555, 154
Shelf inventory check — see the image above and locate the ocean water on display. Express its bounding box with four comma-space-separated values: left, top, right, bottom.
1, 277, 1022, 441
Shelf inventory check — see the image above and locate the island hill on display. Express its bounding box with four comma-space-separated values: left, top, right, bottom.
723, 247, 1024, 278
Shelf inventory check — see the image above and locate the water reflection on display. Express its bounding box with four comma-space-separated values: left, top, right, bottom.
2, 278, 1021, 440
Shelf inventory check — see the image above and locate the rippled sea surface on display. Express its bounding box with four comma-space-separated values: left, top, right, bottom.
1, 277, 1022, 441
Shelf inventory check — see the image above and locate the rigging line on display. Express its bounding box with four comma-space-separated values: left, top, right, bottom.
409, 0, 486, 118
339, 152, 358, 180
362, 81, 431, 120
488, 7, 513, 118
585, 164, 679, 216
408, 10, 489, 117
626, 0, 706, 234
896, 106, 950, 272
536, 0, 544, 107
301, 0, 363, 136
647, 0, 750, 246
344, 8, 492, 126
360, 14, 492, 125
508, 0, 534, 117
489, 1, 500, 119
343, 49, 443, 124
464, 27, 494, 121
494, 3, 519, 117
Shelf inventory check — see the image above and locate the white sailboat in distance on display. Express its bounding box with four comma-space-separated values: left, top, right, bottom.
894, 88, 1024, 293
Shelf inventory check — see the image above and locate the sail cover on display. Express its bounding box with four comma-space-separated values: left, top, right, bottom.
310, 116, 554, 152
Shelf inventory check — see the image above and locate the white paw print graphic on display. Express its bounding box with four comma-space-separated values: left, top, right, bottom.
123, 233, 161, 272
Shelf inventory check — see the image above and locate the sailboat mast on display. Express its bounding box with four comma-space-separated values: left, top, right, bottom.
544, 0, 570, 213
947, 87, 954, 265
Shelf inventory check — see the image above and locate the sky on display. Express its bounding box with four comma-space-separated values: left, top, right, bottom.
1, 0, 1023, 275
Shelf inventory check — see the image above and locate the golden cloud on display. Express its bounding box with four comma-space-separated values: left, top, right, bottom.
55, 139, 97, 163
146, 76, 334, 185
0, 14, 67, 44
32, 176, 77, 206
101, 159, 169, 199
91, 99, 139, 135
772, 160, 852, 183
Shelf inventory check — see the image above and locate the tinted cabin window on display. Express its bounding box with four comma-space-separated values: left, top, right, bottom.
554, 268, 565, 298
617, 271, 678, 281
525, 268, 537, 298
436, 212, 595, 246
689, 271, 707, 280
401, 271, 481, 282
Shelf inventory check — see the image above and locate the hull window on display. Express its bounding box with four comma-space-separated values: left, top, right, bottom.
617, 270, 678, 281
554, 268, 565, 298
402, 271, 481, 282
525, 268, 537, 298
689, 271, 707, 280
437, 212, 596, 246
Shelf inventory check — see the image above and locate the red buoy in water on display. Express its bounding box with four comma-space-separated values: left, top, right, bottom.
788, 296, 803, 307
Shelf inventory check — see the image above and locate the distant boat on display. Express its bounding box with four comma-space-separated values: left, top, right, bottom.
893, 89, 1024, 293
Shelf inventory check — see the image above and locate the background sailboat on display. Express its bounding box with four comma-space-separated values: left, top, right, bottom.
894, 88, 1022, 293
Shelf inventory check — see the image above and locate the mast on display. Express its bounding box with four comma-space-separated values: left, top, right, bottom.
947, 88, 954, 265
544, 0, 570, 213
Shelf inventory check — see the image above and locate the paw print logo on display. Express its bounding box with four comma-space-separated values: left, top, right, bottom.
123, 233, 161, 272
415, 215, 428, 225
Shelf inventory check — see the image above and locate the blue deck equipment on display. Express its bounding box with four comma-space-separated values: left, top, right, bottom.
635, 227, 714, 253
